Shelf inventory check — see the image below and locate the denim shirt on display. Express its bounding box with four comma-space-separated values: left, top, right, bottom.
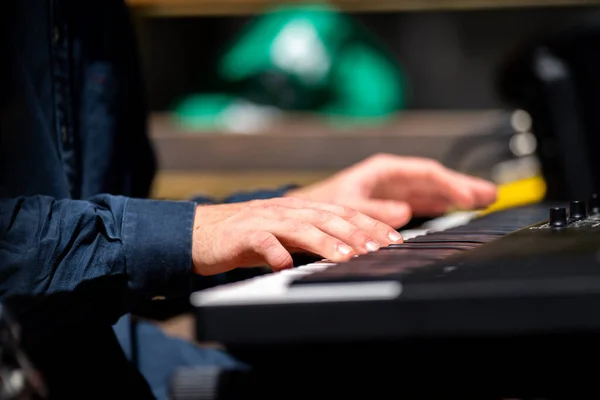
0, 0, 291, 353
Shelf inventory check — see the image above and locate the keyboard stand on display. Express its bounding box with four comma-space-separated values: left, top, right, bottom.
171, 333, 600, 399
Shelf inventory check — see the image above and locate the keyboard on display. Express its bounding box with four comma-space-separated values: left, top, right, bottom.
191, 200, 600, 345
191, 210, 481, 308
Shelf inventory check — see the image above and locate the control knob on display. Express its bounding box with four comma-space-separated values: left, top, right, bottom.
569, 200, 587, 220
549, 207, 567, 228
590, 194, 600, 215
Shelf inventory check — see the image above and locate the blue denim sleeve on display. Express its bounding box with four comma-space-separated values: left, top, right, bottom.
221, 184, 299, 204
190, 185, 298, 205
0, 194, 195, 341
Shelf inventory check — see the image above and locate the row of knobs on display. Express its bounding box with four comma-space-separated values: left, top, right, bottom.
549, 194, 600, 228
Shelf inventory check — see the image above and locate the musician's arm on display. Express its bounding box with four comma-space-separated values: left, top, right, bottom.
0, 194, 195, 344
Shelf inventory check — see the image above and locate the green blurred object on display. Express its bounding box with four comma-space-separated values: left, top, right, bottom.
174, 94, 235, 130
173, 3, 407, 131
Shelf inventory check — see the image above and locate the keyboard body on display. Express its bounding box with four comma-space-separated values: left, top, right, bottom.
193, 202, 600, 345
185, 202, 600, 398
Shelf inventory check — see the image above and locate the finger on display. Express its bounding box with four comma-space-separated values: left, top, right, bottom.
419, 163, 477, 209
406, 197, 454, 216
247, 231, 294, 272
393, 178, 493, 212
316, 203, 404, 245
277, 208, 382, 254
383, 159, 477, 209
258, 219, 358, 263
349, 199, 412, 229
266, 197, 403, 246
400, 192, 464, 215
452, 173, 498, 208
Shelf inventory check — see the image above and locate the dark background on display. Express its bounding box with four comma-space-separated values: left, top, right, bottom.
134, 5, 596, 112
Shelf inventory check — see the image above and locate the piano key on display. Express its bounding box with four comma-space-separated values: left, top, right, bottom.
403, 235, 502, 244
190, 210, 482, 308
382, 242, 484, 249
292, 204, 549, 286
191, 204, 554, 308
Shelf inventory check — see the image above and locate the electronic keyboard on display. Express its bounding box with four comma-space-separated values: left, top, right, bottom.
192, 198, 600, 345
178, 198, 600, 399
191, 210, 478, 308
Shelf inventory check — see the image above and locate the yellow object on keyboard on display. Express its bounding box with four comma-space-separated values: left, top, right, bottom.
478, 175, 547, 216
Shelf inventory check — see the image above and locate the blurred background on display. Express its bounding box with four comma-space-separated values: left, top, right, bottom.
125, 0, 600, 210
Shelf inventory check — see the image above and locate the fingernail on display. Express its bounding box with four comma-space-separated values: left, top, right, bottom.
366, 241, 380, 252
337, 244, 353, 256
388, 231, 403, 242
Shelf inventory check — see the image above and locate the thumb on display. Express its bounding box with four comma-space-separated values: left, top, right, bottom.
351, 199, 412, 229
248, 231, 294, 272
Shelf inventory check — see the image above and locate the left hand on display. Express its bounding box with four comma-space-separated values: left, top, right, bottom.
286, 154, 498, 228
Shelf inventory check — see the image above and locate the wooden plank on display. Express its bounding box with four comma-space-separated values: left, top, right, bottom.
148, 110, 517, 200
149, 110, 514, 171
127, 0, 600, 16
151, 170, 332, 199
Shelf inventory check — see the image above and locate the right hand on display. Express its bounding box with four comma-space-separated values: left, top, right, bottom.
191, 197, 404, 276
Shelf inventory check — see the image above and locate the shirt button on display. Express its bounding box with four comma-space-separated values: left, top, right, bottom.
53, 27, 60, 44
61, 126, 68, 144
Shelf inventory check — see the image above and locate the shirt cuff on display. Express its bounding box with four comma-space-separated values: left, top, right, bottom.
122, 198, 196, 301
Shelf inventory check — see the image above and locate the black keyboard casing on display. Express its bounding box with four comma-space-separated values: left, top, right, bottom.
191, 202, 600, 398
195, 203, 600, 345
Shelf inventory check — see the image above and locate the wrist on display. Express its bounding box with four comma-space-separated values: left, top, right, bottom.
191, 202, 245, 275
191, 204, 216, 274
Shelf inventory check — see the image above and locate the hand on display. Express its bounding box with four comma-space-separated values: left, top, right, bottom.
191, 197, 403, 275
286, 154, 498, 228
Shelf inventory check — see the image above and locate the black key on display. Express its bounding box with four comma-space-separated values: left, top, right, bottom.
290, 204, 555, 286
382, 243, 479, 250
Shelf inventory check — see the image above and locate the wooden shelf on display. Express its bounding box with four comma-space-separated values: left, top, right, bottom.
149, 110, 516, 199
127, 0, 600, 16
150, 110, 512, 170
